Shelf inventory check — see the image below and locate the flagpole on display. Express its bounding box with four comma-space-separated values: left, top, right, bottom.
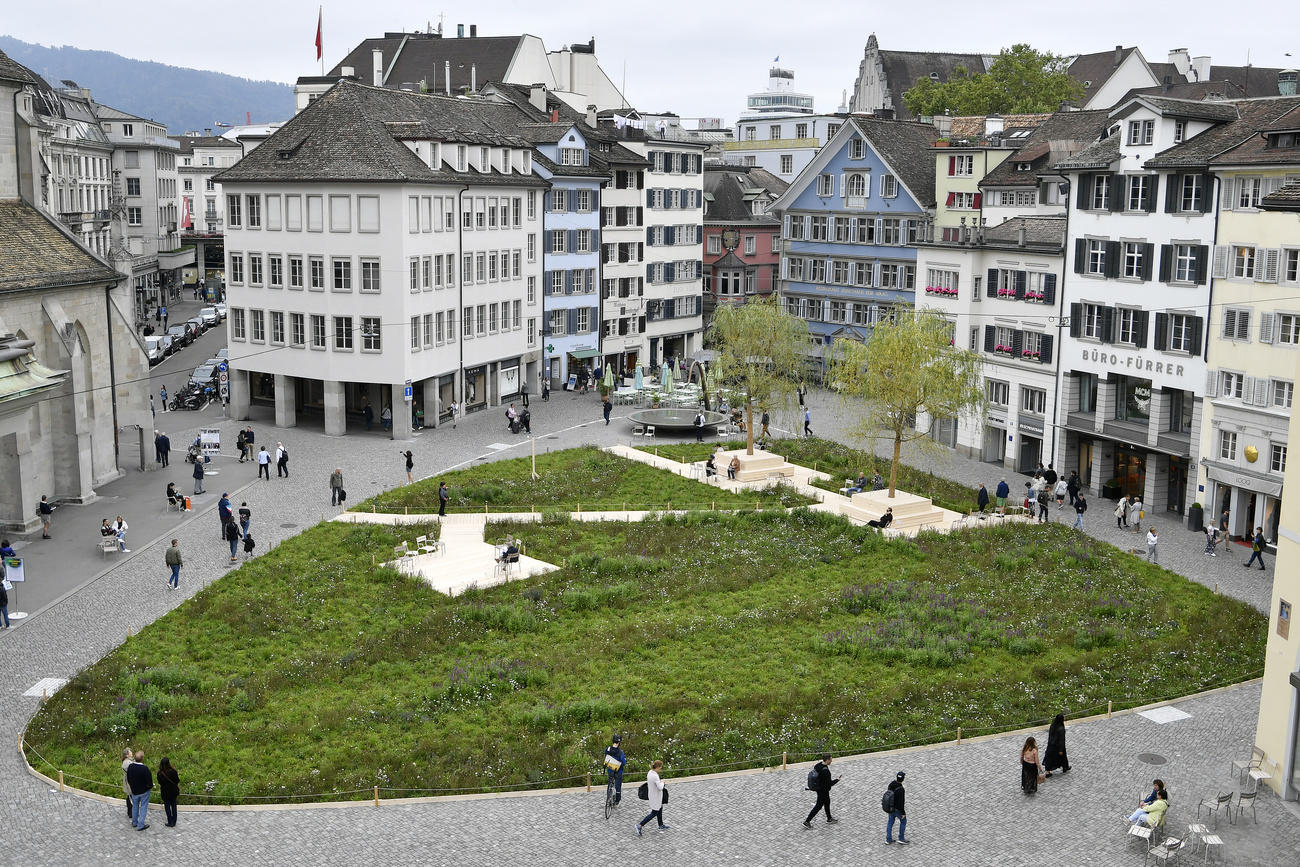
318, 6, 324, 76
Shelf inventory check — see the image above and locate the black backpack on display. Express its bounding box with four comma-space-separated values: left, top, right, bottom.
806, 766, 820, 791
882, 787, 895, 813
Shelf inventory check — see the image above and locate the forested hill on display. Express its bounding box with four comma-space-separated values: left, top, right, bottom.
0, 35, 292, 133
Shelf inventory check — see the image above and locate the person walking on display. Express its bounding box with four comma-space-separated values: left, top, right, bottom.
403, 450, 414, 483
885, 771, 908, 845
1073, 494, 1087, 530
192, 460, 205, 495
121, 748, 135, 821
330, 468, 344, 506
257, 446, 271, 480
165, 539, 182, 590
995, 478, 1010, 515
1036, 490, 1049, 523
126, 750, 153, 831
976, 483, 990, 513
803, 407, 812, 438
438, 481, 449, 517
157, 757, 180, 827
154, 430, 163, 465
1115, 497, 1128, 529
0, 579, 8, 629
1130, 496, 1143, 534
238, 502, 251, 537
1066, 471, 1080, 506
37, 495, 54, 538
224, 519, 241, 564
363, 402, 374, 431
802, 754, 840, 829
159, 385, 168, 412
158, 431, 170, 467
1054, 478, 1068, 508
1021, 737, 1044, 794
760, 408, 771, 440
218, 494, 233, 539
1245, 527, 1267, 570
381, 405, 392, 431
521, 380, 529, 408
243, 425, 255, 454
276, 442, 289, 477
1203, 524, 1219, 556
693, 410, 705, 443
236, 428, 248, 462
113, 515, 130, 553
449, 400, 459, 428
1145, 528, 1159, 563
603, 396, 612, 426
1043, 463, 1058, 488
1043, 712, 1071, 776
635, 759, 668, 836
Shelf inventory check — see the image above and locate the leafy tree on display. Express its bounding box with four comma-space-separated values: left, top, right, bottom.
828, 310, 986, 497
903, 44, 1083, 119
708, 298, 809, 455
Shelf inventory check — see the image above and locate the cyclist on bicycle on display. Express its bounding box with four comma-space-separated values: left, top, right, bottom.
603, 734, 626, 804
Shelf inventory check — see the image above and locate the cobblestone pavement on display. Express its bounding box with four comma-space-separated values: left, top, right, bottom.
2, 386, 1297, 864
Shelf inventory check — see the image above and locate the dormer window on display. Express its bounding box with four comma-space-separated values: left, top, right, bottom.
1174, 120, 1186, 143
480, 146, 489, 169
1127, 119, 1154, 146
560, 147, 584, 166
1268, 132, 1297, 148
1016, 163, 1032, 172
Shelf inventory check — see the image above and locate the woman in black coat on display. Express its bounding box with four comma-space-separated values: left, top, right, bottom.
1043, 713, 1071, 776
158, 757, 180, 826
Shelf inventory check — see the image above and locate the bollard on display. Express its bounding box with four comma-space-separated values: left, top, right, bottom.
957, 727, 962, 745
373, 786, 380, 806
42, 689, 47, 703
59, 770, 64, 792
782, 751, 787, 770
712, 501, 715, 511
577, 502, 581, 515
1107, 700, 1113, 719
406, 506, 409, 515
586, 772, 592, 793
372, 504, 376, 513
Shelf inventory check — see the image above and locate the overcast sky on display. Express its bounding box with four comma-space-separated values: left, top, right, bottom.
6, 0, 1297, 124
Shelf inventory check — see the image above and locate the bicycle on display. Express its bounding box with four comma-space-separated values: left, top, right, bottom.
602, 750, 624, 820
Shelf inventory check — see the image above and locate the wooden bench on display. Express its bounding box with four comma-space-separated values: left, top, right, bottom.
99, 537, 119, 557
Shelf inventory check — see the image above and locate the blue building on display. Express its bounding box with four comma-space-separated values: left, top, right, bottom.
528, 123, 606, 389
770, 117, 935, 375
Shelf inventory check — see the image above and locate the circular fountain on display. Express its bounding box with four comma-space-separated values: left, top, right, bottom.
626, 408, 727, 431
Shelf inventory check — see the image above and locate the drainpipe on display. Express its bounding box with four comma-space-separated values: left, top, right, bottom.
1048, 179, 1071, 468
457, 184, 469, 404
106, 283, 120, 468
1198, 172, 1222, 510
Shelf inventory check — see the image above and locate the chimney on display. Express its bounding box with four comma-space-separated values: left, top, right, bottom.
1280, 70, 1299, 97
471, 63, 477, 92
586, 103, 597, 128
1114, 45, 1124, 68
1017, 225, 1027, 248
373, 50, 384, 86
204, 128, 212, 136
445, 61, 451, 95
470, 24, 477, 38
457, 23, 464, 38
550, 109, 560, 123
984, 113, 1004, 137
1167, 48, 1191, 77
529, 83, 547, 112
1191, 55, 1211, 83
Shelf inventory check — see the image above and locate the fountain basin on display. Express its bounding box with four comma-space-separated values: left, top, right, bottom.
626, 408, 727, 431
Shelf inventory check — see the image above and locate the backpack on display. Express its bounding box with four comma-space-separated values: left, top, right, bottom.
882, 787, 895, 813
280, 447, 288, 461
243, 535, 256, 553
806, 766, 820, 792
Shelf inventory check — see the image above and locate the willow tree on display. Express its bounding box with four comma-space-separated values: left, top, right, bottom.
709, 298, 809, 455
829, 309, 986, 497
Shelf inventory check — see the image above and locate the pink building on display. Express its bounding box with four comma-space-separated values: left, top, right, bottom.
703, 164, 786, 323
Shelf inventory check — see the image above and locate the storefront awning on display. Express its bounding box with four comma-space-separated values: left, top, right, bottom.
1205, 463, 1284, 498
568, 349, 601, 360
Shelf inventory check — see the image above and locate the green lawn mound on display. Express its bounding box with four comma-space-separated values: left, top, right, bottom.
637, 437, 975, 513
361, 445, 814, 513
24, 512, 1264, 805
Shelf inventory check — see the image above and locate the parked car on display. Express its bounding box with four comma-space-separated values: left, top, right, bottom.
198, 306, 220, 326
215, 347, 229, 360
190, 363, 218, 386
166, 324, 191, 348
157, 334, 174, 355
185, 318, 205, 339
213, 303, 227, 320
143, 336, 165, 365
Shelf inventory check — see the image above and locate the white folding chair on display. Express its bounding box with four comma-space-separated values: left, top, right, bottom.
644, 425, 655, 440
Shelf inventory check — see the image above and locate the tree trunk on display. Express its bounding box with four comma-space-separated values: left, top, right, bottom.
746, 401, 754, 455
889, 432, 901, 498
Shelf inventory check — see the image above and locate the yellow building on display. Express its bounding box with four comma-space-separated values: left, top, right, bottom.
931, 115, 1047, 238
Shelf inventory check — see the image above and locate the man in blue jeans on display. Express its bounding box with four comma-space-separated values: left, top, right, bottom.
886, 771, 908, 844
603, 734, 626, 804
1073, 495, 1088, 530
126, 750, 153, 830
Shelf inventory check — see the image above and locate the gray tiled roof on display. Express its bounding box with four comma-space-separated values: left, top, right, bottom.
1261, 183, 1300, 210
877, 50, 991, 120
980, 109, 1109, 187
0, 48, 33, 85
171, 135, 241, 153
1207, 102, 1300, 167
1067, 47, 1139, 104
214, 80, 550, 187
330, 33, 523, 95
1051, 135, 1119, 171
983, 215, 1067, 247
852, 117, 939, 207
1121, 95, 1241, 122
703, 165, 786, 224
0, 200, 119, 293
1146, 96, 1300, 168
486, 83, 646, 166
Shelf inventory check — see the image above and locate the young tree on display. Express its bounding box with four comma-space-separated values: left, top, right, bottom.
709, 298, 809, 455
829, 309, 986, 497
903, 44, 1084, 119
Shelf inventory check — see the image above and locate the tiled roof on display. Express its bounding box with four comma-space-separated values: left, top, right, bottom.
703, 165, 786, 224
214, 80, 550, 186
1261, 182, 1300, 210
853, 117, 938, 207
877, 50, 991, 120
946, 113, 1050, 140
171, 135, 242, 153
1145, 96, 1300, 168
330, 33, 523, 95
1067, 47, 1139, 102
1205, 64, 1288, 99
983, 215, 1067, 247
486, 83, 646, 166
0, 200, 120, 294
981, 109, 1109, 186
1207, 102, 1300, 166
531, 151, 608, 179
1121, 95, 1241, 122
1051, 134, 1119, 171
1119, 81, 1246, 104
0, 48, 34, 85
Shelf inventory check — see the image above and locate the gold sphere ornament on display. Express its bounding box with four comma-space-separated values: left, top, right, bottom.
1244, 445, 1259, 463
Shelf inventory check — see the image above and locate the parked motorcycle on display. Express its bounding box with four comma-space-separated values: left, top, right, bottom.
169, 383, 213, 411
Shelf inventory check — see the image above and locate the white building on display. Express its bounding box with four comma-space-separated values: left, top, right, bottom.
175, 133, 243, 290
216, 80, 547, 437
722, 66, 849, 180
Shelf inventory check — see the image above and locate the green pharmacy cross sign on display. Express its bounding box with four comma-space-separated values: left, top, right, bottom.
546, 344, 555, 354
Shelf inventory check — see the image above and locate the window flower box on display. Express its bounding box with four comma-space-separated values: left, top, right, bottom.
996, 288, 1013, 297
924, 286, 959, 297
1020, 349, 1041, 361
994, 344, 1013, 355
1024, 291, 1046, 302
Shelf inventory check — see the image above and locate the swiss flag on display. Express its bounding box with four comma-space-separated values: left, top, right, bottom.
315, 8, 323, 61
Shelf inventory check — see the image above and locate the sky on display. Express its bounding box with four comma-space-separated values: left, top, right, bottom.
5, 0, 1297, 124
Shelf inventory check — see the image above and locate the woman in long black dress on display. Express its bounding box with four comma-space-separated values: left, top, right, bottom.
1021, 736, 1042, 794
1043, 712, 1071, 776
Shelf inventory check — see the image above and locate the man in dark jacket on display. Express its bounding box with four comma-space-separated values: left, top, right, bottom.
218, 494, 233, 539
802, 754, 840, 829
126, 750, 153, 830
886, 771, 908, 844
995, 478, 1011, 514
1066, 471, 1081, 506
1043, 464, 1058, 487
158, 432, 170, 467
977, 483, 990, 513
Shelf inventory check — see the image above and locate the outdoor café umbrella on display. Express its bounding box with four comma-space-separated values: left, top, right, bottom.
634, 366, 643, 390
662, 366, 673, 390
604, 366, 614, 390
